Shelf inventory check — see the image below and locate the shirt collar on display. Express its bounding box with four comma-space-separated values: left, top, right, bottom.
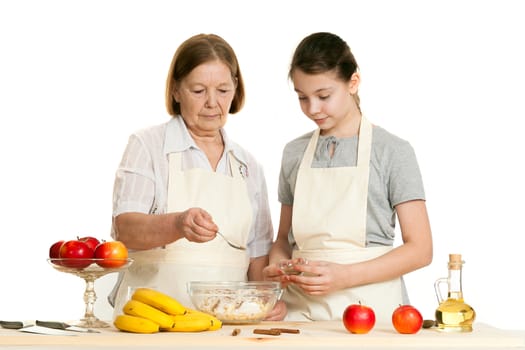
163, 116, 246, 164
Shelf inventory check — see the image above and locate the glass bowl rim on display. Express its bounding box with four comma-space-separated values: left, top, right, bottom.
187, 280, 281, 292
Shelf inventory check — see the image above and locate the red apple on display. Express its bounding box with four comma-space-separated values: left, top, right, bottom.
49, 240, 65, 259
343, 303, 376, 334
94, 241, 128, 268
77, 236, 100, 252
59, 240, 94, 268
49, 240, 65, 266
392, 304, 423, 334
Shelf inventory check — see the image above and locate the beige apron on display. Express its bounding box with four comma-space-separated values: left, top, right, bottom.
284, 116, 403, 325
112, 151, 251, 317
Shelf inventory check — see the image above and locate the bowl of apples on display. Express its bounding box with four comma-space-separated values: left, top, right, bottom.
49, 236, 130, 270
47, 236, 133, 328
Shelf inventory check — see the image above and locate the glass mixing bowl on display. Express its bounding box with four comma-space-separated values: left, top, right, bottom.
187, 281, 282, 324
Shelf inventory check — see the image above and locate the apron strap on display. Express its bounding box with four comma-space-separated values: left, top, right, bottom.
356, 117, 372, 167
299, 129, 320, 170
227, 151, 245, 179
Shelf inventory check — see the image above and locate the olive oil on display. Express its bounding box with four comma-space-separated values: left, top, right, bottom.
434, 254, 476, 332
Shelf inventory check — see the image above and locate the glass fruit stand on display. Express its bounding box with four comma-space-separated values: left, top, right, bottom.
48, 258, 133, 328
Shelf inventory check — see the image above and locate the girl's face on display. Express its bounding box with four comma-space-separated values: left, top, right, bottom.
173, 60, 236, 136
291, 69, 360, 136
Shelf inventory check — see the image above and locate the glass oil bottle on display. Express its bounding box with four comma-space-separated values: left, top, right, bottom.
434, 254, 476, 332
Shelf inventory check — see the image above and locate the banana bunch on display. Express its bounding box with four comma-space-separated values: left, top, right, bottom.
113, 288, 222, 334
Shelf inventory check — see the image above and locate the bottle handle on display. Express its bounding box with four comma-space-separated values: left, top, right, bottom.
434, 277, 448, 304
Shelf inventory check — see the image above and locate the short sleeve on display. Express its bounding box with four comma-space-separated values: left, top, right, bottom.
112, 134, 156, 217
277, 133, 311, 206
387, 141, 426, 207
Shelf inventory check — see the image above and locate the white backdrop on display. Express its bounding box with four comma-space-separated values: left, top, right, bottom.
1, 0, 524, 330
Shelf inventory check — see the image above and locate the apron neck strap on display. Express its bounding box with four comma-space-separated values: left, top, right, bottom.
227, 151, 245, 179
356, 117, 372, 167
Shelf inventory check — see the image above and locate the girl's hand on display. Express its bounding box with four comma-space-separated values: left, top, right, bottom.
287, 260, 347, 295
262, 263, 291, 287
264, 300, 287, 321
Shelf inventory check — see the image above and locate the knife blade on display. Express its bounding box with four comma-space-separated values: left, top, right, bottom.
19, 325, 78, 336
36, 320, 100, 333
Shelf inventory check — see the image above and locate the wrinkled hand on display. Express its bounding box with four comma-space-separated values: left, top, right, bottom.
264, 300, 287, 321
286, 260, 347, 296
175, 208, 219, 243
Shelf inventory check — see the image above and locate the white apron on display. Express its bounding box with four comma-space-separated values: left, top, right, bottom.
284, 116, 403, 325
111, 151, 252, 317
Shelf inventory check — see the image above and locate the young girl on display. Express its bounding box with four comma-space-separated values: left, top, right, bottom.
263, 32, 433, 324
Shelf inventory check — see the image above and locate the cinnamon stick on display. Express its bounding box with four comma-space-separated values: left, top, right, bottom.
270, 327, 300, 334
253, 328, 281, 336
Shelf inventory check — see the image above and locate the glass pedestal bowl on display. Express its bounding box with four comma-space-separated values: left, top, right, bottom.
47, 258, 133, 328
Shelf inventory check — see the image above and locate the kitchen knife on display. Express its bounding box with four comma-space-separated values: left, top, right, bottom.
36, 320, 100, 333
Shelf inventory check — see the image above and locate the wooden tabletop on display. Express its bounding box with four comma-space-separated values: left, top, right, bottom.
1, 321, 524, 349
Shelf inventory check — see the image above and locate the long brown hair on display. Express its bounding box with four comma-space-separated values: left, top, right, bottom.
289, 32, 361, 111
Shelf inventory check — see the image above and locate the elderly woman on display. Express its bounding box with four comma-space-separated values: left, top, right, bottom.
109, 34, 282, 319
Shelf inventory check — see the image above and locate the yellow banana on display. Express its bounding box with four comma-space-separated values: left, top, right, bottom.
132, 288, 187, 316
161, 313, 218, 332
114, 314, 159, 334
206, 315, 222, 331
187, 308, 222, 331
123, 299, 175, 329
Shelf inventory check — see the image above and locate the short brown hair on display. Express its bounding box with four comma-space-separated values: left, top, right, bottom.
165, 34, 245, 116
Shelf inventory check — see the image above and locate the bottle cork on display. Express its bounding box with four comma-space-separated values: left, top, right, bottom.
449, 253, 463, 269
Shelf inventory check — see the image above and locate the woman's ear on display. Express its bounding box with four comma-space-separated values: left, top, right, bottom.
172, 81, 180, 102
348, 72, 361, 94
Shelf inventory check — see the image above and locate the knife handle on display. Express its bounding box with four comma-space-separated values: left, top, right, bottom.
0, 320, 25, 329
36, 320, 69, 329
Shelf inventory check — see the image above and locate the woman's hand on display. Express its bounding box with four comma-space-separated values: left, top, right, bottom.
264, 300, 287, 321
286, 260, 348, 296
175, 207, 219, 243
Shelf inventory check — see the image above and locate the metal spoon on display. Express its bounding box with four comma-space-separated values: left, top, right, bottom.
216, 231, 246, 250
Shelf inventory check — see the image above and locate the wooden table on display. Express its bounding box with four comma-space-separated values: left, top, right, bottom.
1, 321, 524, 349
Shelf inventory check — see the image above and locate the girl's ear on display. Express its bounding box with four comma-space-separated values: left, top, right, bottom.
348, 72, 361, 94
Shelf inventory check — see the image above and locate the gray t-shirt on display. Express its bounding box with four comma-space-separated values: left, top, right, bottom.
278, 125, 426, 248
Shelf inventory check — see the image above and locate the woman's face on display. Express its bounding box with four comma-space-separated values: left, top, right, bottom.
173, 60, 235, 136
291, 69, 359, 135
